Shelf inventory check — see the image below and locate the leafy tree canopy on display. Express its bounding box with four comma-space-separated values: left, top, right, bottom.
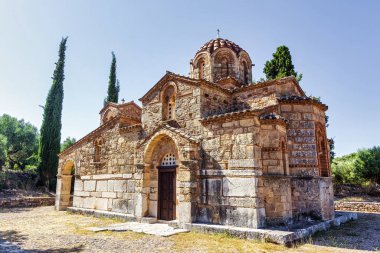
60, 137, 76, 152
264, 45, 302, 82
0, 114, 39, 170
355, 146, 380, 184
332, 146, 380, 185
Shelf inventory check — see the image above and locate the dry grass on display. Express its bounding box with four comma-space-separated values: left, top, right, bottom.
0, 206, 379, 253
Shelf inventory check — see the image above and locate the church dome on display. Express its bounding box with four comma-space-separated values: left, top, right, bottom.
190, 37, 252, 86
196, 38, 243, 56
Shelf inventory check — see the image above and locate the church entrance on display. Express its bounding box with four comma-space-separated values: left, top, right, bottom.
158, 153, 177, 220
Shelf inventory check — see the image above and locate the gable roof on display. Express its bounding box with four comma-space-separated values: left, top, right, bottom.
99, 100, 142, 115
139, 71, 231, 104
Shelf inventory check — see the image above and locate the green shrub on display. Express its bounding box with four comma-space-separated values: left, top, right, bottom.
355, 146, 380, 184
331, 153, 363, 184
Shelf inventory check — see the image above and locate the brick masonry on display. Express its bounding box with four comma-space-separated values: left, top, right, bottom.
55, 37, 334, 229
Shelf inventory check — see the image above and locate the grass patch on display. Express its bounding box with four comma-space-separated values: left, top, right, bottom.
169, 231, 287, 252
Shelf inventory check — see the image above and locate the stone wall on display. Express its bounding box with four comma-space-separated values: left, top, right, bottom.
335, 202, 380, 213
290, 177, 334, 221
198, 116, 265, 228
72, 174, 139, 214
259, 176, 292, 225
0, 197, 55, 208
280, 103, 325, 177
141, 81, 202, 136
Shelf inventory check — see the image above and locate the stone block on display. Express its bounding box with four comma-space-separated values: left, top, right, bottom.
73, 196, 83, 208
178, 171, 191, 182
96, 180, 108, 192
112, 199, 128, 213
223, 177, 257, 197
226, 207, 263, 228
75, 191, 90, 197
222, 121, 234, 128
83, 197, 96, 209
84, 180, 96, 191
123, 173, 133, 179
240, 119, 255, 127
90, 192, 102, 197
94, 197, 108, 210
108, 180, 115, 192
74, 180, 83, 191
281, 104, 292, 112
102, 192, 117, 198
149, 200, 157, 217
127, 181, 136, 193
178, 202, 192, 223
114, 180, 127, 192
92, 174, 111, 180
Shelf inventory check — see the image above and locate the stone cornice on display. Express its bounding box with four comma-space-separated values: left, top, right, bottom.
259, 118, 287, 127
232, 76, 306, 97
58, 116, 120, 158
139, 71, 231, 104
119, 124, 143, 133
99, 100, 142, 115
200, 109, 259, 124
137, 122, 200, 148
278, 96, 328, 111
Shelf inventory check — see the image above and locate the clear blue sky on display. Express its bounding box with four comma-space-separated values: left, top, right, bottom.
0, 0, 379, 157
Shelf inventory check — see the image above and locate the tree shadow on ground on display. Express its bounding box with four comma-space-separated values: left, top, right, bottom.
0, 230, 84, 252
310, 212, 380, 251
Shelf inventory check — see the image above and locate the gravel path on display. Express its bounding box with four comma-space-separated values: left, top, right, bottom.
0, 206, 379, 252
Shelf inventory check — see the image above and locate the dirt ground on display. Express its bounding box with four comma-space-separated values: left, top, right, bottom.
0, 206, 379, 253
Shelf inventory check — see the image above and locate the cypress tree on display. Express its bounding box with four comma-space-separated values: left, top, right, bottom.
39, 37, 67, 191
104, 52, 120, 104
264, 45, 302, 81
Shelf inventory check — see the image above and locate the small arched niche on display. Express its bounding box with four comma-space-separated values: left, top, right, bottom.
197, 59, 206, 80
162, 85, 176, 121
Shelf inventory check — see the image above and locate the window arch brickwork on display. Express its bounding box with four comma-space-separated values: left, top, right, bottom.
315, 123, 330, 177
162, 85, 176, 121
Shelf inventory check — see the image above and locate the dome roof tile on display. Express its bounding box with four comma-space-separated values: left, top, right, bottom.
196, 38, 243, 55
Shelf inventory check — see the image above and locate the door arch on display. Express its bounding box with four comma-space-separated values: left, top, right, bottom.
158, 153, 177, 220
55, 160, 75, 211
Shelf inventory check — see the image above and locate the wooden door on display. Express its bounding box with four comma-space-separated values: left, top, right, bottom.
158, 168, 176, 220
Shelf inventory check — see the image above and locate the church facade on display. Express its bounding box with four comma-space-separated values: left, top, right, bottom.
55, 38, 334, 228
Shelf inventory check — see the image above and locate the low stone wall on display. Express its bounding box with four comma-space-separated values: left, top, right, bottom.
0, 197, 55, 208
335, 201, 380, 213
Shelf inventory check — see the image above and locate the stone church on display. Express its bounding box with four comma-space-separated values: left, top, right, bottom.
56, 37, 334, 228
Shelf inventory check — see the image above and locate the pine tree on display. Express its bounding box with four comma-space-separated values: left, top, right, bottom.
104, 52, 120, 104
263, 45, 302, 81
39, 37, 67, 191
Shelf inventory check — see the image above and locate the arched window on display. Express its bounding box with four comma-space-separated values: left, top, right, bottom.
161, 153, 177, 166
316, 124, 330, 177
162, 85, 176, 121
198, 60, 206, 80
94, 139, 103, 162
281, 141, 288, 175
221, 57, 229, 78
243, 61, 249, 84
